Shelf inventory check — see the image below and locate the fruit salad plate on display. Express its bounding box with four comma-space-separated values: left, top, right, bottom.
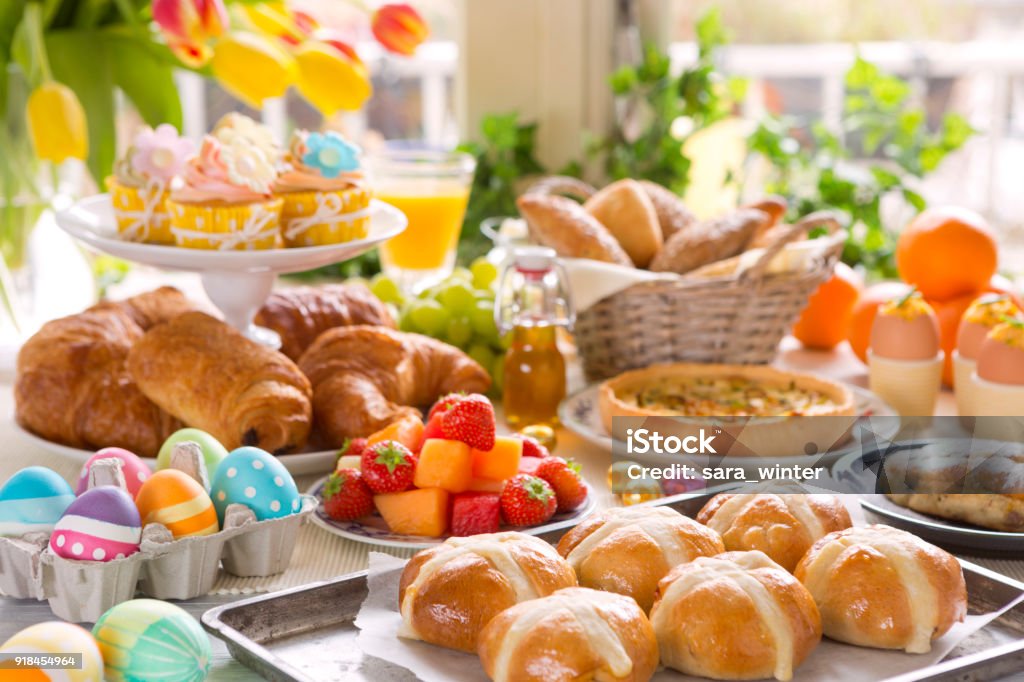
306, 475, 597, 549
15, 424, 337, 476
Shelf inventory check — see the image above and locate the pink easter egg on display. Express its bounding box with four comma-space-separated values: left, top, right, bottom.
50, 486, 141, 562
76, 447, 152, 498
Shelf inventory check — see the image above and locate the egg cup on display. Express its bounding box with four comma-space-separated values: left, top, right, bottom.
44, 552, 145, 623
953, 350, 979, 416
968, 374, 1024, 418
221, 496, 317, 577
0, 533, 49, 599
868, 351, 943, 417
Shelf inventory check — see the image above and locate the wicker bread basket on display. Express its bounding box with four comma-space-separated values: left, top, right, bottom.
546, 181, 845, 379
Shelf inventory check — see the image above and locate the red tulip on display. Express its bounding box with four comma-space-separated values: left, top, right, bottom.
152, 0, 228, 67
371, 3, 428, 56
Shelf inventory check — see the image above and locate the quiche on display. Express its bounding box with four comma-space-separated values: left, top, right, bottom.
599, 363, 857, 457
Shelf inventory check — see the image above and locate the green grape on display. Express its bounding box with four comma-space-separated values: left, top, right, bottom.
499, 330, 514, 351
398, 309, 419, 333
417, 284, 442, 300
470, 300, 499, 341
408, 299, 450, 336
438, 282, 477, 315
370, 274, 404, 305
473, 289, 495, 302
446, 316, 473, 347
470, 257, 499, 289
467, 342, 496, 371
449, 267, 473, 282
491, 353, 506, 392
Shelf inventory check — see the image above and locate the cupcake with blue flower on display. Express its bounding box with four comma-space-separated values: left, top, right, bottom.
273, 130, 372, 247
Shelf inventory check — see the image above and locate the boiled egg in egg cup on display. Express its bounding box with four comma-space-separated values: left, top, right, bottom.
868, 290, 944, 417
968, 320, 1024, 435
954, 295, 1023, 415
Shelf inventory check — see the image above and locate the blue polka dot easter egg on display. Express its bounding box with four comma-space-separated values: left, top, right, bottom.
210, 447, 300, 524
0, 466, 75, 536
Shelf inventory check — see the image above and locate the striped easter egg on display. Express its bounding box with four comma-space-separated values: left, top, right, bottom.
92, 599, 211, 682
50, 487, 141, 562
135, 470, 219, 539
0, 621, 103, 682
0, 467, 75, 537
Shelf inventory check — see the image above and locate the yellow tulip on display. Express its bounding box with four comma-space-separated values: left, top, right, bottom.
211, 32, 297, 109
237, 2, 315, 46
26, 81, 88, 163
295, 39, 373, 116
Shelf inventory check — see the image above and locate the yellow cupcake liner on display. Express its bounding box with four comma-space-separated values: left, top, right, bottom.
106, 177, 175, 244
278, 187, 372, 247
167, 198, 284, 251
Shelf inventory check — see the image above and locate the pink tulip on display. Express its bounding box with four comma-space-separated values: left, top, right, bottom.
152, 0, 228, 67
371, 3, 428, 56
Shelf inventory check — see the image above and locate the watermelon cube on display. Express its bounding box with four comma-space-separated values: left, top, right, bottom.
450, 492, 501, 536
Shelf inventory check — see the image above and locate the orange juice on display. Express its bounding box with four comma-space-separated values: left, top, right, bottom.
377, 182, 470, 270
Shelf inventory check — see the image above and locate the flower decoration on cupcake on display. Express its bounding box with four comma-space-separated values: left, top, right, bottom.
302, 131, 360, 179
218, 136, 277, 194
130, 124, 194, 183
213, 112, 281, 164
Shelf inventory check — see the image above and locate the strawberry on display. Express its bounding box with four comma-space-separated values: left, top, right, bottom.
360, 440, 417, 494
536, 457, 588, 513
513, 434, 550, 458
322, 469, 374, 521
500, 474, 557, 526
427, 392, 465, 421
422, 412, 446, 441
450, 492, 501, 536
440, 393, 496, 451
335, 437, 368, 464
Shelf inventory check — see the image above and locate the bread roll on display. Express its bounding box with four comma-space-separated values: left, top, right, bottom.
517, 193, 633, 266
477, 587, 659, 682
649, 208, 769, 275
398, 532, 577, 653
651, 551, 821, 681
697, 493, 852, 572
794, 524, 967, 653
638, 180, 696, 240
127, 311, 312, 453
584, 179, 662, 268
556, 505, 724, 612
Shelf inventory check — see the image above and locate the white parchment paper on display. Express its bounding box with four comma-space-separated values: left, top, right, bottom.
355, 542, 1024, 682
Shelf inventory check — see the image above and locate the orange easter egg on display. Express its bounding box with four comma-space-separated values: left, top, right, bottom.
135, 470, 219, 538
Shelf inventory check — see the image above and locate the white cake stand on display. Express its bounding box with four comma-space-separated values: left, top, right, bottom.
55, 194, 406, 347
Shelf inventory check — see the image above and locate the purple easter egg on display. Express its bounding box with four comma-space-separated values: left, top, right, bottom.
76, 448, 152, 498
50, 486, 141, 562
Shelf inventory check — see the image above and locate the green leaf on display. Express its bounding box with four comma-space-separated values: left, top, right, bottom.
940, 113, 973, 150
73, 0, 113, 28
845, 56, 879, 90
109, 33, 181, 129
0, 1, 28, 114
902, 187, 926, 211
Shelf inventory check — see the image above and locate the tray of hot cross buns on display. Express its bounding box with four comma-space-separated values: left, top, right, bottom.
202, 492, 1024, 682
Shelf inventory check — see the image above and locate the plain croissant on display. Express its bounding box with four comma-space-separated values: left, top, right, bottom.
298, 326, 491, 446
127, 311, 313, 453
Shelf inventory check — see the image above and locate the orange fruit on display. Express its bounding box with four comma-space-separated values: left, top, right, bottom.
929, 291, 979, 387
792, 262, 863, 350
849, 281, 912, 364
896, 206, 998, 300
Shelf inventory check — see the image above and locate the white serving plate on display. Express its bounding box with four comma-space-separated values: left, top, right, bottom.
15, 423, 336, 477
307, 475, 597, 549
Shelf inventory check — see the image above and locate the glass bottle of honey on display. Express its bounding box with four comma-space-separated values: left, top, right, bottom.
495, 247, 575, 437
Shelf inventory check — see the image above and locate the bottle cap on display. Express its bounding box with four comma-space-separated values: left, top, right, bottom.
512, 245, 557, 273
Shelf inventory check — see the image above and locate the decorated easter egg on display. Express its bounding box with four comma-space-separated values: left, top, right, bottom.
0, 621, 104, 682
0, 466, 75, 536
75, 447, 152, 498
210, 446, 300, 524
50, 486, 141, 562
135, 470, 219, 538
157, 428, 229, 479
92, 599, 211, 682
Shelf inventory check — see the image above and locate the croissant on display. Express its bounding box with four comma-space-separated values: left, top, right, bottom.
795, 524, 967, 653
556, 505, 724, 612
399, 532, 578, 653
697, 493, 852, 572
15, 307, 181, 456
89, 285, 196, 330
298, 326, 490, 445
651, 551, 822, 681
254, 282, 395, 360
127, 311, 312, 453
477, 587, 659, 682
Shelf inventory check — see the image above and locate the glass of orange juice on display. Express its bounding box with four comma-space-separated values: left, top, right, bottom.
367, 150, 476, 291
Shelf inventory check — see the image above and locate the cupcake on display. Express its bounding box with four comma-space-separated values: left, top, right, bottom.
274, 130, 371, 247
868, 290, 944, 417
167, 133, 283, 251
954, 294, 1022, 414
106, 125, 193, 244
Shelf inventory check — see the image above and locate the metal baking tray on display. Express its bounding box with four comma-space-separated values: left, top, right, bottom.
202, 493, 1024, 682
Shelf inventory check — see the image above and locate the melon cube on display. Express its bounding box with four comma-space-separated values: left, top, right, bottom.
468, 477, 506, 494
451, 492, 501, 536
374, 488, 449, 537
368, 417, 425, 453
472, 436, 524, 480
414, 439, 473, 492
335, 455, 361, 471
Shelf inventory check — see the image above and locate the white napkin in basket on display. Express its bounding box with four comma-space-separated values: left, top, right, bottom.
563, 258, 678, 312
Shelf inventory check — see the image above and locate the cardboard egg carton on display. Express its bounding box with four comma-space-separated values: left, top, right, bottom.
0, 446, 315, 622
